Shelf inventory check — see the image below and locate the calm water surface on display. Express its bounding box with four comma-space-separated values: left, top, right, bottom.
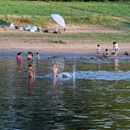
0, 56, 130, 130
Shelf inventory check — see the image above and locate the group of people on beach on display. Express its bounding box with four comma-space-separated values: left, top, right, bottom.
96, 42, 119, 57
16, 51, 60, 79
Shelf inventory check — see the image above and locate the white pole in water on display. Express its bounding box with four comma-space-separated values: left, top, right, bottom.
73, 58, 76, 88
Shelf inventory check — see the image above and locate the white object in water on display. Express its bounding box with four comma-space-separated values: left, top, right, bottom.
51, 14, 66, 28
58, 72, 72, 81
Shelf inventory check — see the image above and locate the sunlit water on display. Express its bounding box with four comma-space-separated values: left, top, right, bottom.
0, 56, 130, 129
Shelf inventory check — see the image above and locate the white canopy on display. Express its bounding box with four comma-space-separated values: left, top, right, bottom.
51, 14, 65, 28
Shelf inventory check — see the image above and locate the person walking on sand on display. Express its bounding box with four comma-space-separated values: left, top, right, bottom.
113, 42, 119, 56
28, 64, 35, 78
52, 64, 60, 77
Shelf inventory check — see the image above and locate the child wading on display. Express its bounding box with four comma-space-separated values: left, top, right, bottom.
36, 52, 40, 60
52, 64, 59, 77
16, 52, 22, 61
27, 52, 33, 60
28, 64, 35, 78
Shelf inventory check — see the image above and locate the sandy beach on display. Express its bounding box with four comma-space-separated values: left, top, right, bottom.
0, 25, 129, 57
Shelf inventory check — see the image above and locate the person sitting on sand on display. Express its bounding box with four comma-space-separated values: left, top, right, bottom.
124, 52, 129, 56
113, 42, 119, 56
16, 52, 22, 61
52, 64, 60, 77
103, 49, 110, 57
96, 44, 101, 57
28, 64, 35, 78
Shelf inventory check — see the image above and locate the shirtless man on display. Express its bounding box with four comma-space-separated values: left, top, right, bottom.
53, 64, 59, 77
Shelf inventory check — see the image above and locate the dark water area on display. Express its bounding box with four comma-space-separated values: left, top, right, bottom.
0, 56, 130, 130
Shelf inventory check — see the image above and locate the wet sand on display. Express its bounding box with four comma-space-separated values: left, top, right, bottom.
0, 40, 129, 58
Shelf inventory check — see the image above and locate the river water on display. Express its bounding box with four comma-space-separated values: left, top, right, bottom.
0, 56, 130, 130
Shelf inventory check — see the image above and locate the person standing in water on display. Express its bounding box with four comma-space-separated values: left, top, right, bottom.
16, 52, 22, 61
27, 52, 33, 65
16, 52, 23, 72
27, 52, 33, 60
28, 64, 35, 78
52, 64, 60, 77
36, 52, 40, 60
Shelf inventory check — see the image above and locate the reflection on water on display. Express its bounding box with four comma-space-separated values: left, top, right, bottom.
0, 57, 130, 129
28, 77, 35, 94
114, 57, 119, 71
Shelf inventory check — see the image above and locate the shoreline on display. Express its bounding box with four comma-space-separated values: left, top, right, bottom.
0, 44, 129, 59
0, 48, 129, 60
0, 25, 129, 58
0, 42, 129, 57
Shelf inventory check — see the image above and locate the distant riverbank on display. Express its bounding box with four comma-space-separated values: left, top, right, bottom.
0, 1, 129, 27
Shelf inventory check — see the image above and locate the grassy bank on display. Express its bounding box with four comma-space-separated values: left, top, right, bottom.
0, 1, 129, 43
0, 1, 129, 27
